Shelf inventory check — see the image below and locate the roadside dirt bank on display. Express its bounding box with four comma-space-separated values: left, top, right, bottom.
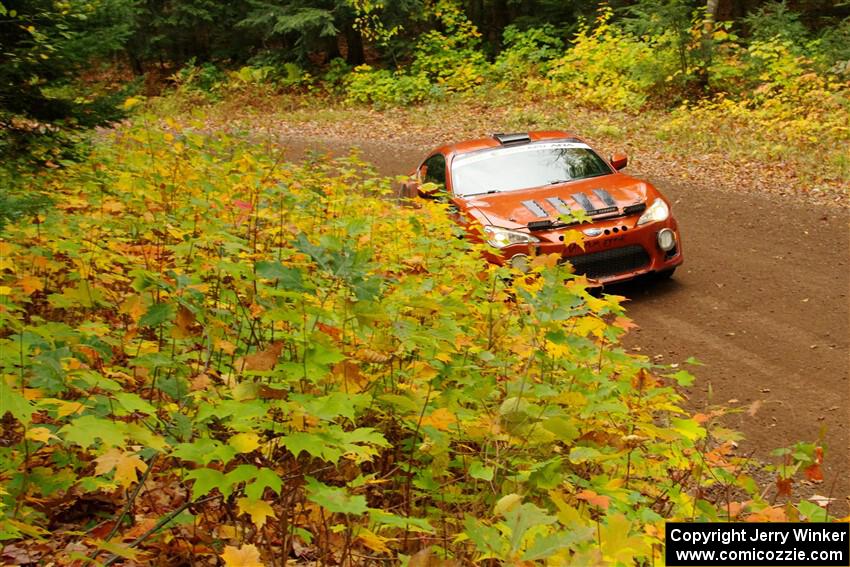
271, 133, 849, 514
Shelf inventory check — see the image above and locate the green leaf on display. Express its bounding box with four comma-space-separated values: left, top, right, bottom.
281, 432, 325, 460
671, 418, 706, 442
305, 477, 367, 515
369, 509, 434, 533
468, 461, 494, 481
60, 415, 126, 448
172, 438, 236, 466
0, 380, 32, 425
185, 468, 227, 499
254, 261, 304, 289
226, 464, 260, 487
140, 302, 175, 327
667, 370, 695, 387
504, 503, 556, 554
542, 416, 579, 442
114, 392, 156, 415
568, 446, 601, 464
522, 531, 591, 561
463, 515, 504, 556
245, 468, 283, 500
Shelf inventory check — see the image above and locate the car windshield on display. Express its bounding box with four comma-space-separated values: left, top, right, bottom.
451, 141, 613, 197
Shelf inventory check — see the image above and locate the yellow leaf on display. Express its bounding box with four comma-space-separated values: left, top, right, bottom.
420, 407, 456, 431
237, 497, 275, 529
216, 339, 237, 355
43, 398, 86, 418
122, 97, 143, 110
18, 275, 43, 295
94, 448, 147, 488
357, 528, 391, 554
0, 257, 16, 272
561, 229, 585, 250
574, 315, 607, 338
229, 432, 261, 453
494, 493, 522, 516
26, 427, 57, 443
120, 295, 147, 323
600, 514, 649, 564
0, 286, 12, 296
221, 544, 265, 567
530, 252, 560, 268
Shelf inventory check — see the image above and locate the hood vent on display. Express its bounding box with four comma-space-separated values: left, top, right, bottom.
521, 199, 549, 218
592, 188, 617, 207
571, 192, 617, 217
546, 197, 571, 215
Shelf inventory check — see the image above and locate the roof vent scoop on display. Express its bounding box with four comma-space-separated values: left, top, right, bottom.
492, 132, 531, 145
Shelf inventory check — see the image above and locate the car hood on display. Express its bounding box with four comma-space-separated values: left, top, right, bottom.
460, 174, 653, 229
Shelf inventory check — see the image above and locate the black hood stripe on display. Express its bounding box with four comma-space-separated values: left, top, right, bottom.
521, 200, 548, 218
546, 197, 571, 215
592, 188, 617, 207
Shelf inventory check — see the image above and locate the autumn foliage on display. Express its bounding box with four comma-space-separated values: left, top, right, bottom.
0, 115, 836, 564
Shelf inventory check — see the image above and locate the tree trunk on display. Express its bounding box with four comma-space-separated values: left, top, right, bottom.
345, 27, 364, 66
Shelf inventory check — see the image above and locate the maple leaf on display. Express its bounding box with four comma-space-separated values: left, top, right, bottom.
600, 514, 649, 565
171, 305, 198, 338
25, 427, 57, 443
420, 408, 457, 431
120, 295, 147, 323
18, 275, 44, 295
237, 497, 276, 529
221, 544, 264, 567
776, 477, 793, 496
229, 432, 261, 453
561, 229, 585, 251
357, 528, 391, 554
612, 316, 637, 332
576, 489, 610, 510
332, 360, 369, 393
94, 448, 147, 488
804, 447, 824, 481
233, 341, 284, 372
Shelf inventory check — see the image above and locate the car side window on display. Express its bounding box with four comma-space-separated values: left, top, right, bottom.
421, 154, 447, 187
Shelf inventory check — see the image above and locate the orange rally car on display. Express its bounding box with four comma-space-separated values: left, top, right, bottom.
401, 131, 683, 284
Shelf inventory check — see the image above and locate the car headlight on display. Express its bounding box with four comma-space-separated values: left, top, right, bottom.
483, 226, 539, 249
636, 198, 670, 226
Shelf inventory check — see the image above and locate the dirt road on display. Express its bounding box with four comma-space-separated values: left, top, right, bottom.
276, 134, 849, 511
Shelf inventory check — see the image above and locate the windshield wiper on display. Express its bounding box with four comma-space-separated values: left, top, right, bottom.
464, 189, 499, 197
548, 179, 571, 185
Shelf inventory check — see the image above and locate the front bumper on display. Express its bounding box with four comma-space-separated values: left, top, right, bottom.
499, 216, 683, 284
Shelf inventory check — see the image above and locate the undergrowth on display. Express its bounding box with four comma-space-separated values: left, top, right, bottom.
0, 114, 835, 565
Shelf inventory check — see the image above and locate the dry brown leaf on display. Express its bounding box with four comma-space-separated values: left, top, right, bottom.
234, 341, 284, 372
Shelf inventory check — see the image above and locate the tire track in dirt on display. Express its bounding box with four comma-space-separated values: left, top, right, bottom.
274, 135, 850, 512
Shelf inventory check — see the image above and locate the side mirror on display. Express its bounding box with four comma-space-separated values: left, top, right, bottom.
609, 153, 628, 171
398, 178, 420, 199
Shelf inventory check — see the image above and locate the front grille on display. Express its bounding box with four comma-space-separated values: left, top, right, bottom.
565, 245, 650, 279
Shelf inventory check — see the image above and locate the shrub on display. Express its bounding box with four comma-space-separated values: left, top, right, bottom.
545, 6, 678, 110
171, 59, 227, 97
409, 0, 490, 93
493, 25, 565, 85
0, 113, 831, 563
344, 64, 434, 106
